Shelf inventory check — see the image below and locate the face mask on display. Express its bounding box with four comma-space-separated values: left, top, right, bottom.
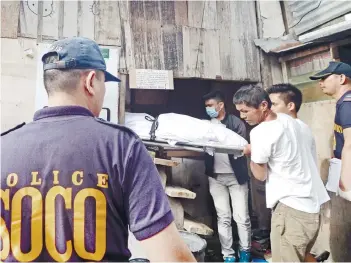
206, 107, 219, 118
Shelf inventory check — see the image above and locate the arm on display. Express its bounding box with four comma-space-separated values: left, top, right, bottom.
249, 127, 272, 182
140, 222, 196, 262
340, 127, 351, 191
124, 139, 195, 262
250, 162, 268, 181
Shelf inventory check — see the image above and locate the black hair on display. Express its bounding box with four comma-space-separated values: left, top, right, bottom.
233, 84, 272, 109
266, 83, 303, 112
203, 90, 225, 103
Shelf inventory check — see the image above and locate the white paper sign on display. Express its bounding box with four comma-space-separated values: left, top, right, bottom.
129, 69, 174, 90
35, 44, 120, 124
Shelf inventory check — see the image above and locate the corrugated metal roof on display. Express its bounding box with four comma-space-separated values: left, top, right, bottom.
288, 0, 351, 35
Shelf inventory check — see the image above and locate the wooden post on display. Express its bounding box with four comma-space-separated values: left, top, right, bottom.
118, 74, 127, 125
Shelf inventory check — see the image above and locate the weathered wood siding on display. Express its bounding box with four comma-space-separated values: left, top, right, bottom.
2, 0, 260, 81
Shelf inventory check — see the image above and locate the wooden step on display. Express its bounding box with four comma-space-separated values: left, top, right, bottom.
184, 218, 214, 236
165, 186, 196, 199
153, 158, 180, 167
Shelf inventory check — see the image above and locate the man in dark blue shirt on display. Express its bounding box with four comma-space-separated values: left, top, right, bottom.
1, 37, 196, 262
310, 61, 351, 200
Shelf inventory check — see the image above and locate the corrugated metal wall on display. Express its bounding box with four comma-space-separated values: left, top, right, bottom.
288, 0, 351, 35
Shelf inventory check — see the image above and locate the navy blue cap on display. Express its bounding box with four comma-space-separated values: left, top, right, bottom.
42, 37, 120, 82
309, 61, 351, 80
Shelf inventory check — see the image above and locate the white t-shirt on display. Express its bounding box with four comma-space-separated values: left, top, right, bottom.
296, 119, 330, 206
250, 113, 330, 213
211, 118, 234, 174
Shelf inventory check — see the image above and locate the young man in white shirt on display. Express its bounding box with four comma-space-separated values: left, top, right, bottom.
266, 83, 330, 262
233, 84, 330, 262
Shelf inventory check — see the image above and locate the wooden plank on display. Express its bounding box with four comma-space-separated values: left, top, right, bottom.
160, 1, 175, 25
144, 1, 163, 70
202, 1, 217, 30
165, 186, 196, 199
244, 1, 260, 81
174, 1, 188, 26
41, 0, 59, 39
187, 1, 204, 28
36, 1, 43, 43
217, 1, 232, 80
153, 158, 180, 167
123, 20, 135, 70
95, 1, 122, 46
168, 197, 184, 229
162, 25, 179, 71
282, 61, 289, 82
230, 1, 255, 81
182, 26, 203, 78
279, 45, 330, 62
184, 218, 214, 236
202, 28, 220, 79
166, 150, 205, 158
1, 1, 20, 38
187, 1, 217, 30
19, 0, 38, 38
63, 1, 78, 38
118, 74, 127, 124
57, 1, 64, 39
77, 0, 94, 40
129, 0, 147, 69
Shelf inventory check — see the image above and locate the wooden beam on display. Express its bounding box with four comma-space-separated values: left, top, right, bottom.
279, 45, 330, 63
1, 1, 20, 38
165, 186, 196, 199
153, 158, 180, 167
184, 218, 214, 236
166, 150, 205, 158
281, 61, 289, 82
118, 74, 127, 124
330, 38, 351, 48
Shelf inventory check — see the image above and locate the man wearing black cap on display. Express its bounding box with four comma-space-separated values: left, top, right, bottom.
310, 61, 351, 201
1, 37, 196, 262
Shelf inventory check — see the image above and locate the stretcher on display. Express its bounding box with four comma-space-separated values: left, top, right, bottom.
141, 136, 244, 157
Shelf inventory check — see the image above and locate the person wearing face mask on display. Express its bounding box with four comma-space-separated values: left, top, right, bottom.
203, 90, 251, 263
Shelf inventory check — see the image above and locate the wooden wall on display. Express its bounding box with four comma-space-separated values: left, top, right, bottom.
1, 0, 261, 81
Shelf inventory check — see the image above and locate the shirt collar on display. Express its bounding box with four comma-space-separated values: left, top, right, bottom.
337, 90, 351, 105
33, 106, 94, 121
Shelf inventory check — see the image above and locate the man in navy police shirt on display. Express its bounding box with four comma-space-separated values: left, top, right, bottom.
1, 37, 196, 262
310, 61, 351, 202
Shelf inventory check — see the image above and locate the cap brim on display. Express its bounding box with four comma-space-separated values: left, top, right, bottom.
309, 71, 332, 80
104, 71, 121, 82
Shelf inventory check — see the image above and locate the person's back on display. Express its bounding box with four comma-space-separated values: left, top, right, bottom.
1, 106, 173, 261
0, 37, 196, 262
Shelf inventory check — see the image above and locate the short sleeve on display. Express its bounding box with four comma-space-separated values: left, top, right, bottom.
339, 102, 351, 129
250, 127, 272, 164
123, 139, 173, 241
